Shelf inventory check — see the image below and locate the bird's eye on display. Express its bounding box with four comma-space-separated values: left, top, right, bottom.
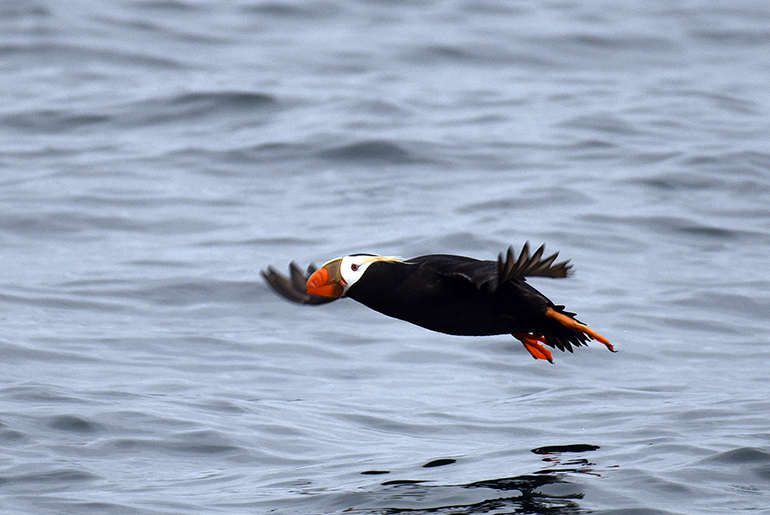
351, 264, 359, 272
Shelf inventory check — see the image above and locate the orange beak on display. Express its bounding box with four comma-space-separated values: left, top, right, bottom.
306, 258, 345, 298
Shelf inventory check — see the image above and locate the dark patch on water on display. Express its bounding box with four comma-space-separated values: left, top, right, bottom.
532, 444, 600, 455
382, 479, 427, 486
2, 111, 111, 134
704, 447, 770, 465
0, 468, 99, 488
47, 415, 100, 434
242, 1, 341, 19
423, 458, 456, 468
120, 91, 279, 126
318, 140, 422, 164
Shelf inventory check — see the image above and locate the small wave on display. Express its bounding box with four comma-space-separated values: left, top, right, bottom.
194, 142, 313, 165
121, 91, 279, 127
704, 447, 770, 465
691, 27, 770, 47
127, 278, 262, 306
242, 1, 342, 19
318, 140, 424, 165
3, 89, 280, 135
568, 33, 678, 53
133, 0, 207, 13
698, 447, 770, 487
2, 110, 110, 134
0, 468, 99, 489
558, 112, 640, 136
579, 213, 755, 243
0, 211, 145, 236
0, 3, 51, 19
47, 415, 101, 434
404, 43, 556, 68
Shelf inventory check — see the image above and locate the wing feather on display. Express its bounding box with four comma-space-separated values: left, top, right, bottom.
497, 242, 571, 284
414, 243, 572, 292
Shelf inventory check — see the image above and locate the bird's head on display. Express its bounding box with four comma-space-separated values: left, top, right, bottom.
306, 254, 402, 298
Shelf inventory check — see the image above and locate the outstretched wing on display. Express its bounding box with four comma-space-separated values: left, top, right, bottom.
411, 242, 571, 292
261, 262, 338, 305
497, 242, 571, 281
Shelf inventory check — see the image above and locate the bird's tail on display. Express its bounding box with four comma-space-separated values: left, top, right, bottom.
514, 307, 614, 363
544, 307, 614, 352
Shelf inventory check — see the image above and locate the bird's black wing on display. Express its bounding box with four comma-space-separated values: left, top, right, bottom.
409, 243, 571, 292
261, 262, 338, 305
496, 242, 572, 281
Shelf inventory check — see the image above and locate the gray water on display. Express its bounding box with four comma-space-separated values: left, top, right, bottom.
2, 1, 770, 513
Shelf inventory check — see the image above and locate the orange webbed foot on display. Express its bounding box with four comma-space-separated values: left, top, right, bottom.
513, 333, 554, 363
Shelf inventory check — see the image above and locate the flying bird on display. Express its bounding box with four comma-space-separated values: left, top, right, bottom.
261, 243, 614, 363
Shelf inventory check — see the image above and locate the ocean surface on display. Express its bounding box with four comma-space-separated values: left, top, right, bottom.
2, 1, 770, 513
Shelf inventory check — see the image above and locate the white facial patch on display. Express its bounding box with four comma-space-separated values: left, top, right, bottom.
338, 254, 402, 292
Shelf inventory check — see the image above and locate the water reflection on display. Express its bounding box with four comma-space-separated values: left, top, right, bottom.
378, 474, 583, 515
355, 445, 600, 515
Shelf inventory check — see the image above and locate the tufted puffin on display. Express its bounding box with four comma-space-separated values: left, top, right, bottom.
261, 243, 614, 363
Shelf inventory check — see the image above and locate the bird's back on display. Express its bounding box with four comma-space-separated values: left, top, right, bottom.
345, 258, 548, 336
